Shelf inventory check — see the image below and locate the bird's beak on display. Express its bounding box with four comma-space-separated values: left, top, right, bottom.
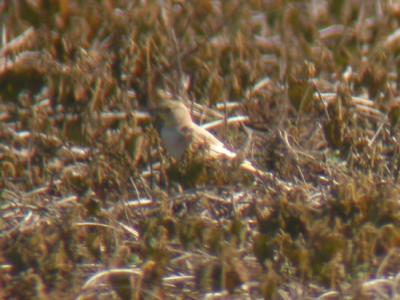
148, 108, 164, 132
148, 107, 157, 117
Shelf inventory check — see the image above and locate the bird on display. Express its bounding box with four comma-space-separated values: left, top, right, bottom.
151, 100, 272, 180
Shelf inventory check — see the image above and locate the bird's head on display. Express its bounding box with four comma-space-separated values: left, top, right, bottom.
151, 100, 193, 131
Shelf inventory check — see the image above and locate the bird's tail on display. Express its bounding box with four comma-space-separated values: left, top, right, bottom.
239, 161, 291, 191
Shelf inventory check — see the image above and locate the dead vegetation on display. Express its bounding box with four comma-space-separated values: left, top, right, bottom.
1, 1, 400, 299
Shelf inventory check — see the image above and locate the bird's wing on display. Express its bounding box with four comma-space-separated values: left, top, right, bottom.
183, 123, 291, 189
189, 124, 236, 159
191, 125, 270, 178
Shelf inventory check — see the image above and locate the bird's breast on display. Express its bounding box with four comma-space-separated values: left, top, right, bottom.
160, 126, 190, 159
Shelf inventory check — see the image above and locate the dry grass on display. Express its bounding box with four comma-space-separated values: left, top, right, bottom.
1, 1, 400, 299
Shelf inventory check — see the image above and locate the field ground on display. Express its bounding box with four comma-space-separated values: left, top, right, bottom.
1, 1, 400, 299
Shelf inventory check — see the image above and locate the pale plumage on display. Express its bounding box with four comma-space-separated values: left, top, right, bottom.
152, 100, 269, 178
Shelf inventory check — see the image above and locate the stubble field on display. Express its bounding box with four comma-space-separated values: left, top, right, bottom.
1, 1, 400, 299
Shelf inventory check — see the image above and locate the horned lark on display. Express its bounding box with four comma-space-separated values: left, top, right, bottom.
151, 100, 268, 179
